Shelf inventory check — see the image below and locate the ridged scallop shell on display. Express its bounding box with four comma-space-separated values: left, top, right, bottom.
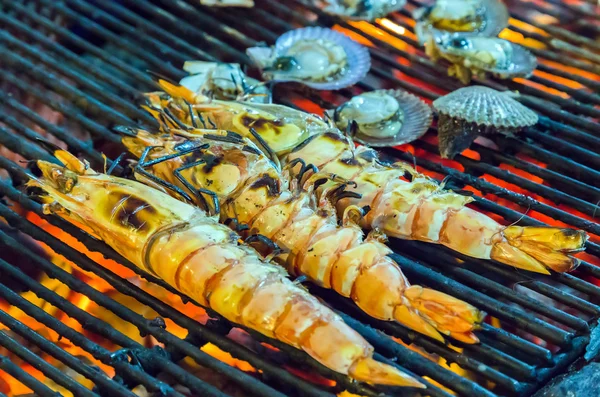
414, 0, 509, 44
318, 0, 407, 22
433, 86, 538, 129
331, 89, 432, 147
246, 27, 371, 90
434, 34, 537, 79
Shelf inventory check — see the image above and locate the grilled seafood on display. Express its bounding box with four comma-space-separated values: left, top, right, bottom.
120, 127, 484, 343
414, 0, 508, 43
426, 34, 537, 84
433, 86, 539, 158
287, 129, 587, 274
318, 0, 407, 22
331, 89, 432, 147
143, 82, 588, 274
28, 148, 423, 388
179, 61, 270, 104
246, 27, 371, 90
142, 80, 330, 155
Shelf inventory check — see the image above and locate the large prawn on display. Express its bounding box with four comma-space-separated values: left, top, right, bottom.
119, 126, 484, 344
28, 147, 424, 388
144, 80, 588, 275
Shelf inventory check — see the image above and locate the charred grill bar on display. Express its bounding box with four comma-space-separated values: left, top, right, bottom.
0, 0, 599, 396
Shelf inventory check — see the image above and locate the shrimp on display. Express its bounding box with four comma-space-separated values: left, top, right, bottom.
119, 126, 484, 344
141, 79, 329, 155
286, 129, 588, 274
142, 80, 588, 274
28, 147, 424, 388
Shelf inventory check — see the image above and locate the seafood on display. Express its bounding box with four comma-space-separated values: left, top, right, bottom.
120, 126, 484, 344
142, 82, 588, 275
433, 86, 539, 158
142, 79, 331, 155
247, 27, 371, 90
426, 34, 537, 84
318, 0, 407, 22
29, 147, 423, 388
200, 0, 254, 7
286, 128, 587, 275
330, 89, 432, 147
179, 61, 270, 103
414, 0, 509, 43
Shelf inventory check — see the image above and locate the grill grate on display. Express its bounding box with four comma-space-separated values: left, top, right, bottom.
0, 0, 600, 396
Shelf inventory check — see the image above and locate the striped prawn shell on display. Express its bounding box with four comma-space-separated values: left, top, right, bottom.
30, 151, 423, 388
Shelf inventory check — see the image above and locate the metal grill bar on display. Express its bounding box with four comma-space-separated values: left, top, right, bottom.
0, 353, 61, 397
0, 329, 100, 397
0, 311, 138, 397
0, 268, 189, 397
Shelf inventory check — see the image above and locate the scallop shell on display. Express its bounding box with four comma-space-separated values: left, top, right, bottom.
434, 34, 537, 80
414, 0, 509, 44
331, 89, 432, 147
246, 27, 371, 90
433, 86, 538, 129
318, 0, 407, 22
434, 86, 538, 158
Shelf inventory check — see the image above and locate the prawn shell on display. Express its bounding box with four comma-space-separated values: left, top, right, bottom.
180, 61, 270, 104
319, 0, 407, 22
433, 86, 539, 129
414, 0, 509, 44
246, 27, 371, 90
332, 89, 433, 147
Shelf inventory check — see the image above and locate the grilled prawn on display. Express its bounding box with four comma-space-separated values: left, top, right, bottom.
143, 80, 588, 275
287, 129, 588, 274
120, 127, 484, 344
28, 148, 424, 388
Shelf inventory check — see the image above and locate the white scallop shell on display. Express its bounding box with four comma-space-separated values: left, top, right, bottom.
433, 86, 539, 129
434, 34, 537, 79
318, 0, 407, 22
331, 89, 433, 147
246, 27, 371, 90
414, 0, 509, 45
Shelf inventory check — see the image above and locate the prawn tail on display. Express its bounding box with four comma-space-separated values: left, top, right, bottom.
493, 226, 588, 274
349, 357, 425, 388
404, 286, 485, 345
153, 76, 201, 104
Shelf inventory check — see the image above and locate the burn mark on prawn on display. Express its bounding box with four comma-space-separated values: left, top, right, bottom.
250, 174, 280, 197
183, 152, 223, 174
107, 192, 156, 232
241, 115, 285, 134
